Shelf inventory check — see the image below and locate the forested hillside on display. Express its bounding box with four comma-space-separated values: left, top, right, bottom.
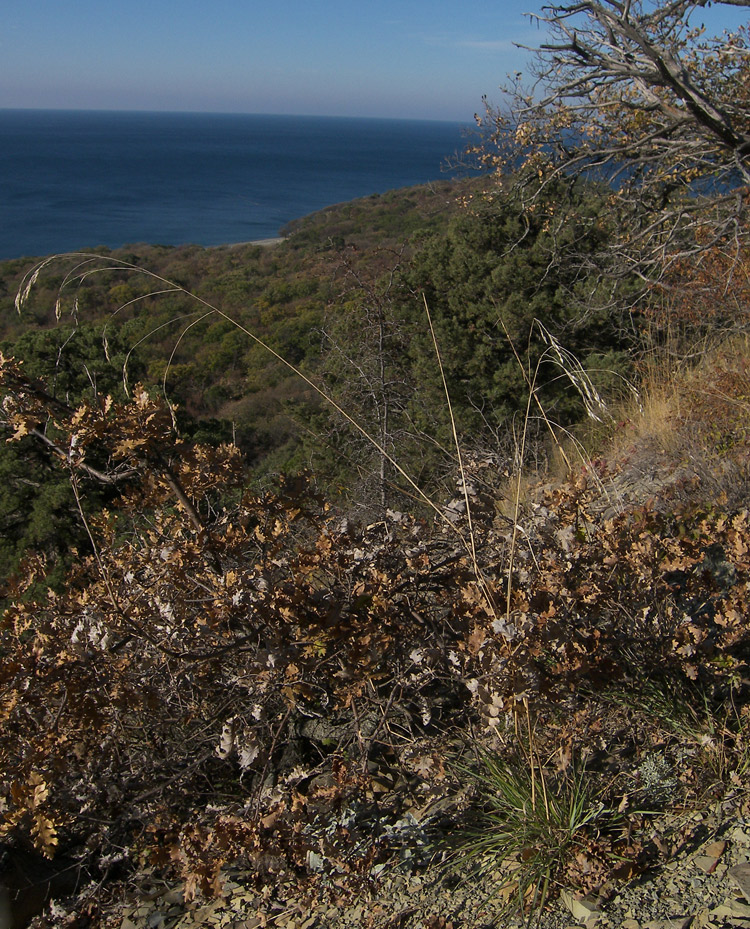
1, 2, 750, 927
0, 172, 632, 587
0, 177, 486, 585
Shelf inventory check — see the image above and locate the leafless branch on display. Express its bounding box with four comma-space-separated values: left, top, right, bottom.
475, 0, 750, 304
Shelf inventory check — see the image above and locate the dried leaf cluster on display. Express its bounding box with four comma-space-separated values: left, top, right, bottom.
2, 341, 750, 922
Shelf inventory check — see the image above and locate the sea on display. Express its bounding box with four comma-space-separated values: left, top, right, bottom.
0, 109, 473, 261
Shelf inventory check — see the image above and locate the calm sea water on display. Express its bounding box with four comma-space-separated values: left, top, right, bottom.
0, 109, 471, 261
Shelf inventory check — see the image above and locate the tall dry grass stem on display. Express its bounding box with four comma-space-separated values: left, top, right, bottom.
500, 317, 631, 618
16, 253, 497, 616
422, 293, 494, 614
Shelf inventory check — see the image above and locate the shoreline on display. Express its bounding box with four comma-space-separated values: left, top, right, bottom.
216, 236, 285, 249
240, 236, 284, 247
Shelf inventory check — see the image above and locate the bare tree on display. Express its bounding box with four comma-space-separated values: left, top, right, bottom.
313, 246, 416, 513
476, 0, 750, 300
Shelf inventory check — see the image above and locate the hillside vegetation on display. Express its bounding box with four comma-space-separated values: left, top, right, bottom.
1, 2, 750, 927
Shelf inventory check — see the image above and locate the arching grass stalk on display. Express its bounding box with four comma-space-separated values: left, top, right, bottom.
16, 253, 497, 618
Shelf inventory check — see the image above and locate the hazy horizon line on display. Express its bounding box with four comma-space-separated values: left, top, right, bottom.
0, 105, 474, 126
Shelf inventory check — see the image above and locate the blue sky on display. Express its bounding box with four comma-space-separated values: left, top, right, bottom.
2, 1, 747, 122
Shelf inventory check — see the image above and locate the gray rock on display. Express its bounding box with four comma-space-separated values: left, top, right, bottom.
730, 862, 750, 904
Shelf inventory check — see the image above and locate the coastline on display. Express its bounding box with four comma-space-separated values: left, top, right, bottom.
219, 236, 285, 249
0, 111, 468, 262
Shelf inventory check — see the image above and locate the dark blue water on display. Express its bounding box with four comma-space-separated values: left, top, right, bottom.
0, 109, 470, 260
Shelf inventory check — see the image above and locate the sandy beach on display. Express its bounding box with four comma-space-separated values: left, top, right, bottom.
223, 236, 285, 248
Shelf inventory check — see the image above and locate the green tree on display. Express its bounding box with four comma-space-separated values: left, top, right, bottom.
0, 324, 140, 588
403, 178, 624, 451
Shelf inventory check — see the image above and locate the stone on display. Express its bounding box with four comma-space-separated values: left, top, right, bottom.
161, 888, 184, 905
728, 900, 750, 918
689, 908, 711, 929
693, 855, 720, 874
703, 841, 726, 859
560, 889, 601, 924
730, 862, 750, 904
710, 902, 750, 921
643, 919, 692, 929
